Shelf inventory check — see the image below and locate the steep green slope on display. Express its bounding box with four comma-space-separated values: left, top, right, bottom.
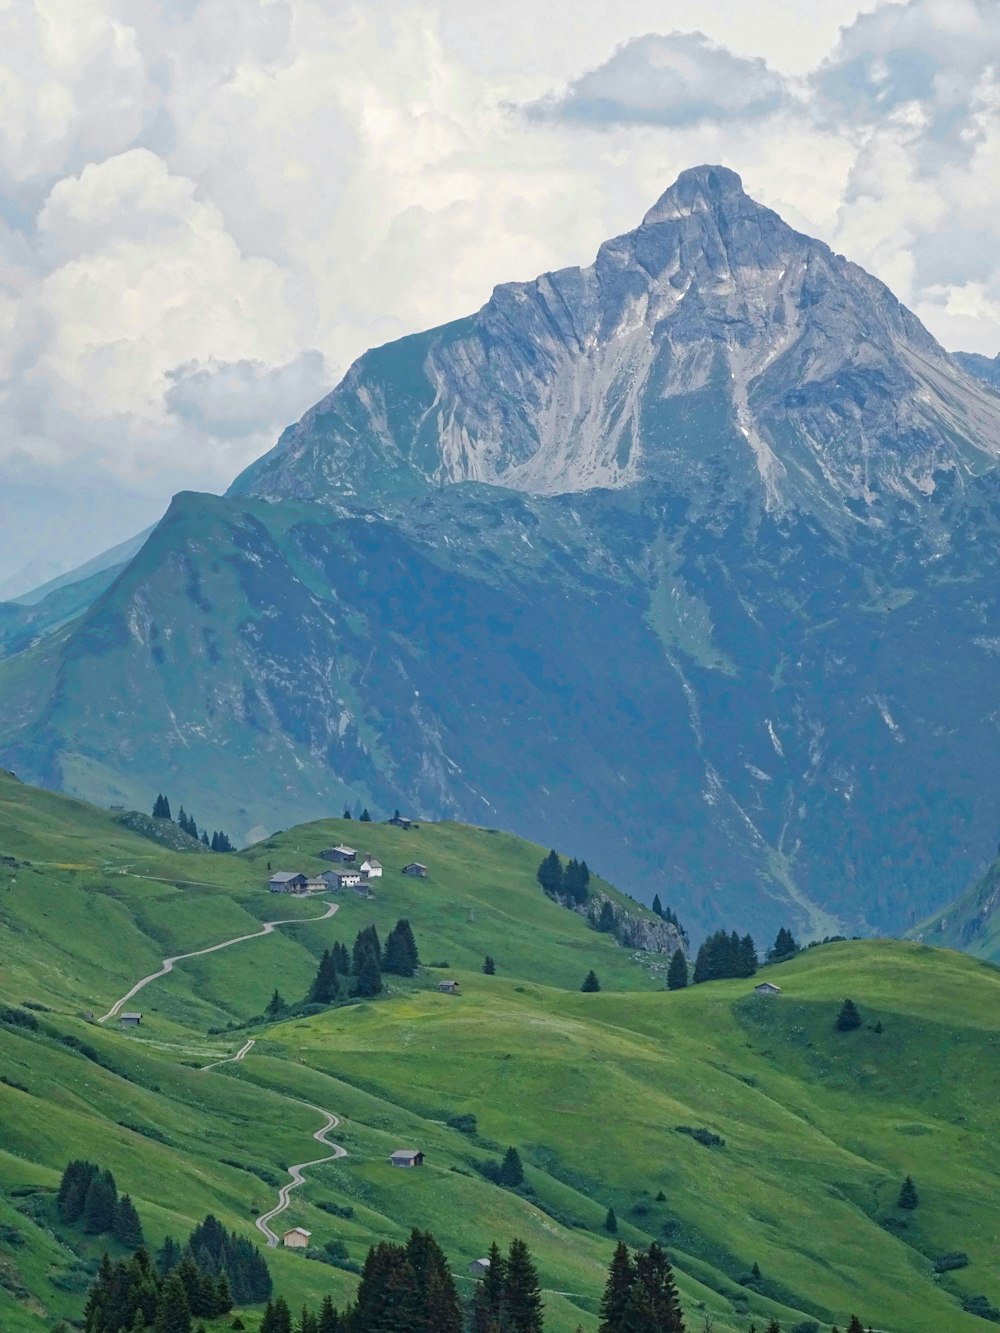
1, 772, 998, 1333
911, 853, 1000, 961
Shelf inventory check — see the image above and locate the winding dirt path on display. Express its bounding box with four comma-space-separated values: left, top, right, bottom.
97, 901, 339, 1022
254, 1105, 348, 1247
201, 1037, 256, 1071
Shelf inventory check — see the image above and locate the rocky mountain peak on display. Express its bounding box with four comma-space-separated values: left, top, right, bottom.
640, 163, 747, 225
231, 166, 1000, 515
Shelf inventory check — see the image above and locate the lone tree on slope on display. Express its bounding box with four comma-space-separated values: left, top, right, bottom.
581, 970, 601, 993
667, 949, 688, 990
835, 998, 862, 1031
898, 1175, 919, 1210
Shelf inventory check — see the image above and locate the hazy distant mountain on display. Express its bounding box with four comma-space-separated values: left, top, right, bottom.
6, 166, 1000, 940
954, 349, 1000, 392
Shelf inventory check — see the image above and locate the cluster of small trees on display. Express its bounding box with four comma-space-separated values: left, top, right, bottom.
767, 927, 799, 963
536, 850, 590, 905
598, 1241, 684, 1332
692, 930, 757, 983
651, 896, 685, 935
158, 1214, 272, 1306
57, 1161, 143, 1247
268, 920, 420, 1017
752, 1321, 872, 1333
342, 808, 372, 821
82, 1247, 233, 1333
480, 1146, 526, 1189
151, 794, 234, 852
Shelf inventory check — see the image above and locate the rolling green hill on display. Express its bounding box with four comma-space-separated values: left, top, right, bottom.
1, 770, 999, 1333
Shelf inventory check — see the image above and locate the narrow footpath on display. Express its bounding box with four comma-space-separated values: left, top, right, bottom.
97, 901, 339, 1022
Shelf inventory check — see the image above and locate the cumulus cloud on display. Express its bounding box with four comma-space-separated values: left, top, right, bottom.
5, 0, 1000, 588
526, 32, 792, 127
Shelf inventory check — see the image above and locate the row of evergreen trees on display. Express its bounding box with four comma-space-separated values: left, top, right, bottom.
151, 794, 233, 852
268, 920, 420, 1017
598, 1241, 684, 1331
57, 1162, 143, 1247
536, 850, 590, 905
650, 895, 685, 935
692, 930, 758, 983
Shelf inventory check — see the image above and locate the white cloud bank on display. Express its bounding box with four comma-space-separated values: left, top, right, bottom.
2, 0, 1000, 586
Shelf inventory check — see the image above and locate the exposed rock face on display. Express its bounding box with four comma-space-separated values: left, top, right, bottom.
232, 166, 1000, 520
954, 350, 1000, 392
580, 893, 687, 956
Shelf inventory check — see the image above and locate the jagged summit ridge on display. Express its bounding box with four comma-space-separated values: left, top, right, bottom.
231, 166, 1000, 514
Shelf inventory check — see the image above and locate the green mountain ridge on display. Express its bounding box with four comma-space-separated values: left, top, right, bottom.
1, 772, 999, 1333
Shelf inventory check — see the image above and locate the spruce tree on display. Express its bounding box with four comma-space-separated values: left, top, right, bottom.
652, 893, 663, 917
265, 989, 287, 1019
260, 1297, 293, 1333
666, 949, 688, 991
332, 941, 351, 975
598, 1242, 635, 1333
470, 1241, 507, 1333
598, 900, 616, 934
157, 1237, 182, 1275
634, 1242, 684, 1332
200, 831, 209, 847
343, 807, 352, 820
317, 1295, 340, 1333
738, 933, 758, 978
353, 925, 382, 971
503, 1238, 544, 1333
383, 919, 419, 977
83, 1168, 118, 1234
898, 1175, 919, 1210
483, 955, 496, 975
536, 850, 563, 898
581, 970, 601, 992
58, 1160, 99, 1224
604, 1207, 617, 1233
353, 944, 383, 997
498, 1146, 525, 1187
308, 950, 340, 1005
112, 1193, 145, 1248
360, 808, 372, 822
351, 1242, 419, 1333
835, 998, 862, 1031
406, 1228, 462, 1333
155, 1270, 192, 1333
846, 1318, 864, 1333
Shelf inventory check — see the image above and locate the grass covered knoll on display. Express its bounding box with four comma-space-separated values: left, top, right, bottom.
1, 770, 1000, 1332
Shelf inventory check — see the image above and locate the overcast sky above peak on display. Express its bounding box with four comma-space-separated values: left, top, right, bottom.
3, 0, 1000, 591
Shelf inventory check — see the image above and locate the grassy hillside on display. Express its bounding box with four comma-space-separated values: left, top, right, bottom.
1, 771, 998, 1332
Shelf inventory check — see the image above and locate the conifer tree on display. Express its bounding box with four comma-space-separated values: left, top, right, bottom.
498, 1146, 525, 1187
634, 1242, 685, 1332
316, 1295, 341, 1333
846, 1318, 864, 1333
200, 831, 209, 847
604, 1207, 618, 1233
157, 1237, 182, 1275
351, 1242, 419, 1332
58, 1160, 99, 1224
581, 969, 601, 992
265, 989, 287, 1019
383, 919, 419, 977
897, 1175, 919, 1210
332, 941, 351, 975
598, 900, 616, 934
483, 955, 496, 975
470, 1242, 507, 1333
406, 1228, 462, 1333
155, 1269, 192, 1333
352, 925, 381, 971
215, 1272, 232, 1315
652, 893, 663, 917
353, 943, 383, 997
83, 1168, 118, 1234
360, 808, 372, 822
667, 949, 688, 991
503, 1238, 544, 1333
112, 1193, 145, 1248
768, 927, 799, 962
598, 1242, 635, 1332
835, 998, 862, 1031
536, 849, 564, 897
737, 932, 758, 978
343, 807, 352, 820
260, 1297, 293, 1333
308, 950, 340, 1005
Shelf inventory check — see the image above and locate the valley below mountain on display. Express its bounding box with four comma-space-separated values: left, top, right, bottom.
2, 771, 1000, 1333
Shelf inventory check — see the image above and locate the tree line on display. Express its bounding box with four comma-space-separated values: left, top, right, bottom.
266, 920, 420, 1018
151, 794, 234, 852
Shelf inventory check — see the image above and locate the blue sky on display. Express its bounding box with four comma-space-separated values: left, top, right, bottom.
2, 0, 1000, 591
